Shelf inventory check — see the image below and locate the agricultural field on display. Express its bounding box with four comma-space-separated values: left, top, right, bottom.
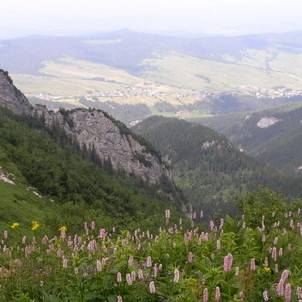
141, 50, 302, 92
4, 31, 302, 122
12, 57, 200, 107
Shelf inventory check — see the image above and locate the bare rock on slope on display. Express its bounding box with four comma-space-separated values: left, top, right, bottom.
0, 69, 172, 185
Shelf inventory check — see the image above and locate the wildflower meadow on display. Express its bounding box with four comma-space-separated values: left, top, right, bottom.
1, 190, 302, 301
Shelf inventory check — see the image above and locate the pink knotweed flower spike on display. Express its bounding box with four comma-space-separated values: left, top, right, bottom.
223, 253, 233, 272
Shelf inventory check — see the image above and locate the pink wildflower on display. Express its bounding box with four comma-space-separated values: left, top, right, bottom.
250, 258, 256, 271
203, 288, 209, 302
281, 270, 290, 282
223, 253, 233, 272
96, 260, 102, 272
296, 286, 302, 299
41, 235, 48, 245
116, 272, 122, 283
153, 264, 158, 278
187, 252, 194, 263
146, 256, 152, 268
276, 279, 284, 296
128, 256, 134, 266
149, 281, 156, 294
284, 283, 291, 302
126, 273, 132, 285
272, 247, 277, 262
173, 268, 180, 283
138, 269, 144, 280
215, 286, 221, 302
263, 290, 269, 301
98, 228, 106, 239
117, 296, 123, 302
62, 257, 68, 268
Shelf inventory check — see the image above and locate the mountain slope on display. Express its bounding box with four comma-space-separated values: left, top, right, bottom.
217, 104, 302, 174
2, 31, 302, 75
133, 116, 302, 216
0, 69, 32, 114
0, 69, 172, 186
0, 69, 185, 231
0, 107, 183, 232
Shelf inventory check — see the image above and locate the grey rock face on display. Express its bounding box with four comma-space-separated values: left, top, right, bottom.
0, 70, 172, 185
0, 70, 32, 114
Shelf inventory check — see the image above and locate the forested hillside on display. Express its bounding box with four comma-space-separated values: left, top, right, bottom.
133, 116, 302, 216
206, 104, 302, 174
0, 108, 183, 232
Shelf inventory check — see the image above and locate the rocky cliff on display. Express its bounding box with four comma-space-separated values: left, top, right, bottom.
0, 69, 172, 185
0, 70, 32, 115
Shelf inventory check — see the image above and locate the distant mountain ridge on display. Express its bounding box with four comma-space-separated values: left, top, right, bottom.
2, 30, 302, 74
3, 30, 302, 124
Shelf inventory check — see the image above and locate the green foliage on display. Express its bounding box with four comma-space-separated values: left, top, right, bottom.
133, 116, 302, 217
1, 190, 302, 301
0, 108, 182, 233
219, 105, 302, 174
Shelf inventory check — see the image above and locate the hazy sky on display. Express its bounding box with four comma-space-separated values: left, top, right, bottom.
1, 0, 302, 38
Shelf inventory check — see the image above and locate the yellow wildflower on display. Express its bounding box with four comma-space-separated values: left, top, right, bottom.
58, 226, 67, 232
31, 221, 40, 231
10, 222, 20, 229
263, 267, 271, 273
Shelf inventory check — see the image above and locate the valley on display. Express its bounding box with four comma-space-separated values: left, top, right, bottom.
1, 31, 302, 126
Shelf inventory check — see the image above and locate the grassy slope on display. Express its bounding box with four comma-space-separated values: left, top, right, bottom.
0, 148, 61, 235
141, 50, 302, 91
0, 180, 51, 232
12, 57, 193, 107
